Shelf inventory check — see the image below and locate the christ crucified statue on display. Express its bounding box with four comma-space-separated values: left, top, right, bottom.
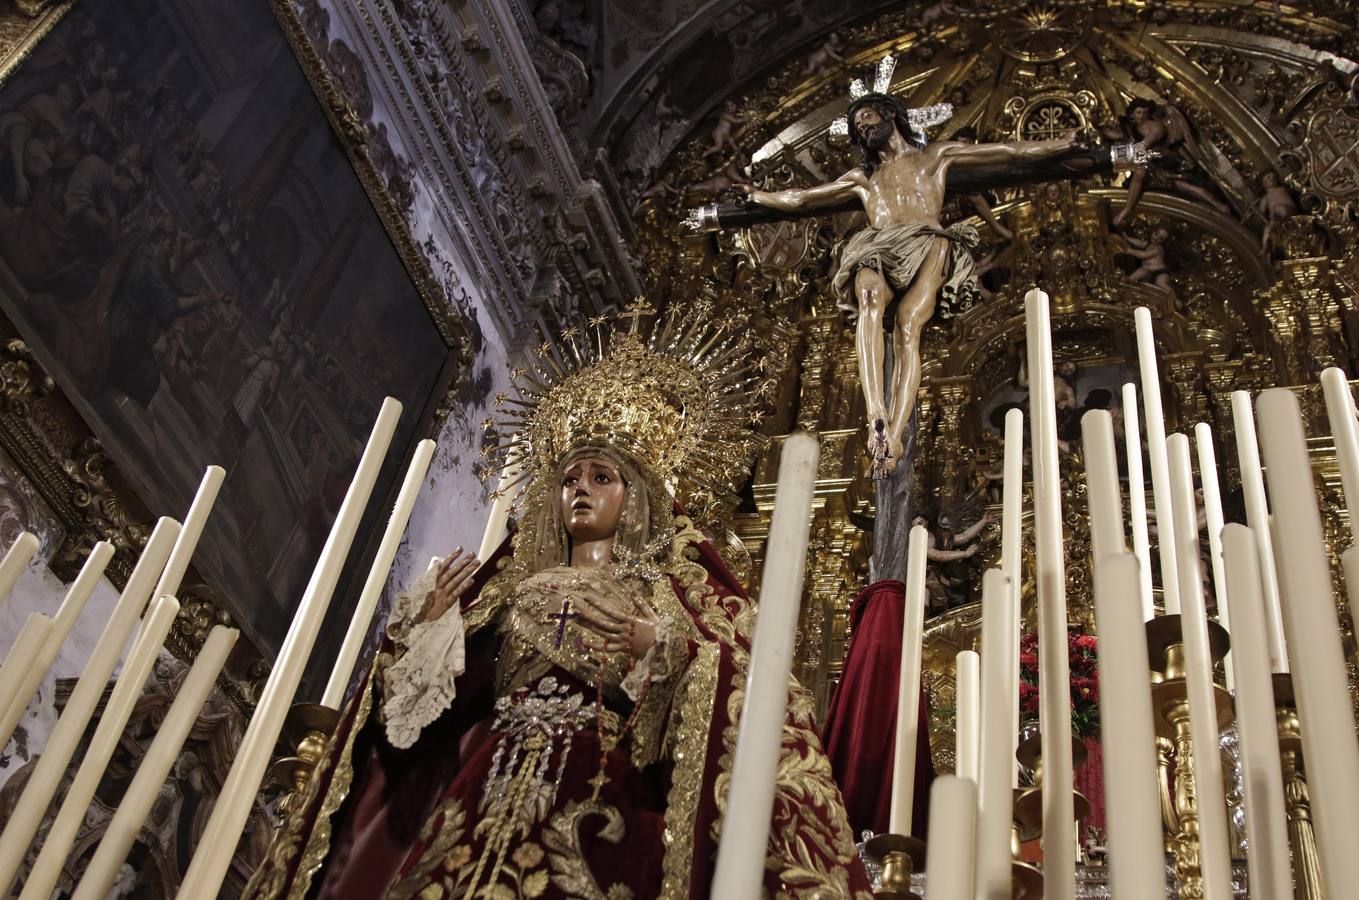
735, 89, 1088, 476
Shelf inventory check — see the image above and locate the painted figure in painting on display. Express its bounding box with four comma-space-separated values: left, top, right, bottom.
735, 56, 1088, 476
244, 309, 869, 899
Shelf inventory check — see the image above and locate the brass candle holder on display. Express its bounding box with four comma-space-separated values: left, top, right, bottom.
269, 702, 341, 817
863, 833, 926, 900
1012, 733, 1090, 895
1273, 674, 1322, 900
1144, 615, 1231, 900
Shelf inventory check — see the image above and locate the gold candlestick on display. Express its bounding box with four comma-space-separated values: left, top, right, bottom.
864, 834, 926, 900
1145, 616, 1232, 900
1273, 674, 1322, 900
269, 702, 340, 818
1011, 735, 1088, 898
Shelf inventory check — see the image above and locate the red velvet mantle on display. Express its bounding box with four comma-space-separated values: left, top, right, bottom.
821, 579, 935, 838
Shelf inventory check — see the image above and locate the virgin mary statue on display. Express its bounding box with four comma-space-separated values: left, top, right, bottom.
243, 309, 871, 899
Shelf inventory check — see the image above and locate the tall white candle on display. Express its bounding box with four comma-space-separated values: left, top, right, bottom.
1230, 391, 1287, 671
1219, 525, 1291, 900
976, 567, 1016, 900
0, 612, 51, 728
322, 438, 437, 709
18, 595, 182, 900
711, 432, 819, 897
1166, 435, 1233, 900
72, 625, 239, 900
1133, 307, 1180, 615
923, 775, 977, 900
1023, 288, 1075, 899
0, 531, 38, 612
888, 524, 929, 836
1122, 384, 1155, 622
1256, 388, 1359, 897
155, 466, 225, 602
1193, 424, 1232, 691
955, 649, 980, 783
478, 449, 522, 563
1081, 410, 1126, 561
1091, 553, 1163, 900
0, 541, 114, 747
177, 397, 402, 900
1321, 368, 1359, 530
1002, 407, 1023, 788
0, 517, 179, 892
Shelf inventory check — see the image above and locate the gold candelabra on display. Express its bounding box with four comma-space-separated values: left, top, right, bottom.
269, 702, 340, 817
864, 833, 926, 900
1144, 615, 1232, 900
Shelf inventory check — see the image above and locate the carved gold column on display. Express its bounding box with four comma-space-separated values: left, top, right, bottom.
1275, 675, 1323, 900
797, 314, 837, 432
1256, 275, 1309, 385
1164, 351, 1209, 428
933, 377, 972, 507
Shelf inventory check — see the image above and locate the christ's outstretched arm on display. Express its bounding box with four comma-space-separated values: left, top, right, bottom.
939, 133, 1085, 167
739, 170, 865, 211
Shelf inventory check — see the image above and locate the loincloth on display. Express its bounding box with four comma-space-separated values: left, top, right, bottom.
831, 222, 981, 319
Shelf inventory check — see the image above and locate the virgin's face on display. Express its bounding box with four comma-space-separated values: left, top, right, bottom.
560, 457, 627, 543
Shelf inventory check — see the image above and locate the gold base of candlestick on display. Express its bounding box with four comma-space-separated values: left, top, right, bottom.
864, 834, 926, 900
1012, 786, 1091, 841
1145, 616, 1231, 677
270, 702, 340, 817
1008, 821, 1045, 900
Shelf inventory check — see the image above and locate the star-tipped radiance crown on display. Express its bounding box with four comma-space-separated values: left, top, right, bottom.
828, 52, 953, 139
483, 297, 783, 501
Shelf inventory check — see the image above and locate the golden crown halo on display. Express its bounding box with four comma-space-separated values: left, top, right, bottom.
481, 297, 783, 501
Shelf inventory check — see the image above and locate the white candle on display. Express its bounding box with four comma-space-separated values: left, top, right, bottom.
478, 448, 522, 563
71, 624, 239, 900
1023, 287, 1075, 898
0, 612, 52, 728
888, 524, 929, 836
0, 541, 114, 747
711, 432, 819, 897
177, 397, 402, 900
1002, 408, 1023, 788
18, 594, 182, 900
976, 567, 1016, 900
0, 517, 179, 892
1133, 307, 1180, 615
1230, 391, 1287, 671
1193, 424, 1232, 691
955, 649, 980, 783
1219, 525, 1291, 900
1321, 368, 1359, 530
0, 531, 38, 612
322, 438, 436, 709
1091, 553, 1163, 900
1166, 435, 1233, 900
1081, 410, 1126, 561
1122, 384, 1155, 622
1256, 388, 1359, 897
155, 466, 225, 601
923, 775, 977, 900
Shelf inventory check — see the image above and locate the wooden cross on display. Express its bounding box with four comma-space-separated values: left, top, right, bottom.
548, 597, 577, 648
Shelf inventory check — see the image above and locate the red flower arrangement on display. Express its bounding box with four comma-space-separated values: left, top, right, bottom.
1018, 629, 1101, 737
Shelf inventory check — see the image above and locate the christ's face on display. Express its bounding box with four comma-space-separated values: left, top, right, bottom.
560, 457, 626, 543
853, 106, 894, 149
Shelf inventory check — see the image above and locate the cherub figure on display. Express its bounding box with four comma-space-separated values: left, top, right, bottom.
804, 34, 845, 77
700, 100, 749, 160
918, 0, 959, 30
636, 171, 679, 207
1110, 228, 1173, 291
915, 510, 994, 612
1255, 171, 1298, 252
1105, 99, 1232, 226
683, 155, 750, 200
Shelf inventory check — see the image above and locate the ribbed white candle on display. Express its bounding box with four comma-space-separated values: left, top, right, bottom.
955, 650, 980, 783
1122, 384, 1154, 621
1002, 408, 1023, 788
1192, 424, 1232, 691
924, 775, 977, 900
1133, 307, 1179, 615
1256, 388, 1359, 897
1166, 435, 1232, 900
0, 531, 38, 612
1219, 525, 1291, 900
1230, 391, 1287, 671
976, 568, 1016, 900
710, 432, 819, 897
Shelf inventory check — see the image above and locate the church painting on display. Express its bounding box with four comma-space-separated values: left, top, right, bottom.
0, 1, 451, 659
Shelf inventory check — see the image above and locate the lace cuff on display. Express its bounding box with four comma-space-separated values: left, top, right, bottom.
621, 616, 678, 701
382, 563, 467, 749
